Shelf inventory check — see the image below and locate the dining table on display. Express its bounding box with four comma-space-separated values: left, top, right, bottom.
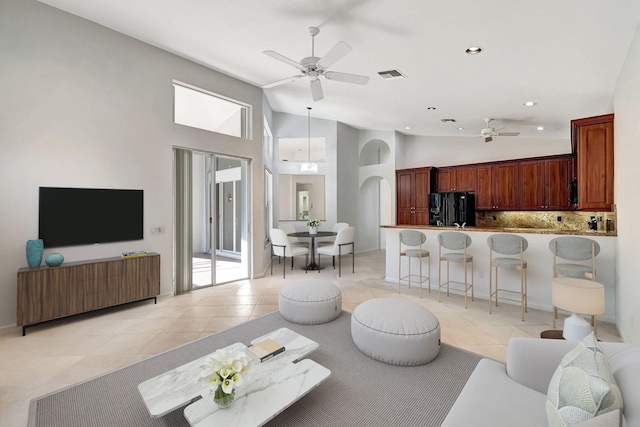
287, 231, 337, 271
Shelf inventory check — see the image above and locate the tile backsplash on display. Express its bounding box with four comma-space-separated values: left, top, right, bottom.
475, 207, 616, 233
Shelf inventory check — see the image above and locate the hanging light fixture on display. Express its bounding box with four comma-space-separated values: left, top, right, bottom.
300, 106, 318, 173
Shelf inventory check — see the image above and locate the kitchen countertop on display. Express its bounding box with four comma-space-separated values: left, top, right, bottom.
380, 224, 617, 237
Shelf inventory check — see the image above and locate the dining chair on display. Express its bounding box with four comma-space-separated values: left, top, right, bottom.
270, 228, 309, 278
317, 227, 355, 277
278, 223, 309, 248
317, 222, 349, 248
487, 234, 528, 321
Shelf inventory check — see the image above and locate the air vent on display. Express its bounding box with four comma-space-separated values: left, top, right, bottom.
377, 69, 407, 80
440, 118, 457, 123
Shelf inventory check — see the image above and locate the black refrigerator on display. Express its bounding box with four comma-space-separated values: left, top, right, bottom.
428, 192, 475, 227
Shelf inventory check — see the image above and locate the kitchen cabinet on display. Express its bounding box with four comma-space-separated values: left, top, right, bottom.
519, 157, 573, 210
396, 167, 436, 225
476, 162, 519, 210
572, 114, 614, 211
436, 167, 476, 192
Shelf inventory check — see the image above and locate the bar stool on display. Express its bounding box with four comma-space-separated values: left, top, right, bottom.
438, 231, 473, 308
549, 236, 599, 280
398, 230, 430, 298
487, 234, 528, 321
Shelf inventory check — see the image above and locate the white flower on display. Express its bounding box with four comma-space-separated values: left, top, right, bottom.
307, 219, 320, 227
199, 348, 250, 395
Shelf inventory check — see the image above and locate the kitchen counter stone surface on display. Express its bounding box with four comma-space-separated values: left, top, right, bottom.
381, 225, 616, 237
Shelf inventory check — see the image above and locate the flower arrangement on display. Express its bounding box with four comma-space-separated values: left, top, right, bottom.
199, 348, 251, 407
307, 219, 321, 228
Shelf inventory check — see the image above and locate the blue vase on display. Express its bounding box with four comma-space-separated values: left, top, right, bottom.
26, 239, 44, 269
45, 253, 64, 267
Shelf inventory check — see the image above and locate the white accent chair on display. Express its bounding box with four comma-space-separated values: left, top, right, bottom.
398, 230, 430, 298
317, 226, 355, 277
438, 231, 474, 308
549, 236, 600, 280
317, 222, 349, 248
487, 234, 529, 321
278, 223, 309, 248
270, 228, 309, 278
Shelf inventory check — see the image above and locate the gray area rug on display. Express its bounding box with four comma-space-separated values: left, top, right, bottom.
29, 311, 482, 426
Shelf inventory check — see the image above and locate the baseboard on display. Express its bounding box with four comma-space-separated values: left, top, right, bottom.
0, 323, 20, 336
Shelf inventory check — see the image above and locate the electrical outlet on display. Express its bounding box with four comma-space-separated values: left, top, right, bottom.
151, 226, 166, 235
557, 216, 562, 222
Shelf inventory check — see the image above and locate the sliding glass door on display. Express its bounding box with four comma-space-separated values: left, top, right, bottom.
174, 148, 249, 293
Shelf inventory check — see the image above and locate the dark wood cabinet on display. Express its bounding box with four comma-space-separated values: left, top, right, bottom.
519, 157, 572, 210
475, 162, 518, 210
17, 253, 160, 332
572, 114, 614, 211
436, 167, 476, 192
396, 167, 435, 225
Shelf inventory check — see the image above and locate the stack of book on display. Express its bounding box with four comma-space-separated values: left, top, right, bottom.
246, 338, 285, 362
121, 251, 147, 258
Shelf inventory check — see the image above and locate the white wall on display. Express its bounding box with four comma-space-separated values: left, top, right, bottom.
612, 23, 640, 344
0, 0, 266, 329
398, 135, 571, 169
336, 122, 360, 230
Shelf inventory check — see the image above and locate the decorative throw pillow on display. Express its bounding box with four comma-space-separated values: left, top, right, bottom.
546, 333, 624, 427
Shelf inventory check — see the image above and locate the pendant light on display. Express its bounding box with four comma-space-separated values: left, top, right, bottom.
300, 107, 318, 173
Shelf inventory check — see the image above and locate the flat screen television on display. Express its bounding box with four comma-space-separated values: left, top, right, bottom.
39, 187, 144, 248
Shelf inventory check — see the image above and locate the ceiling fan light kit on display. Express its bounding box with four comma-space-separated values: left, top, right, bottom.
263, 27, 370, 101
478, 118, 520, 143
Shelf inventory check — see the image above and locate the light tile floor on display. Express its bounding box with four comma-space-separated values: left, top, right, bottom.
0, 250, 621, 427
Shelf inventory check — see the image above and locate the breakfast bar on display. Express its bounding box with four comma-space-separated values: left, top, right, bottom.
382, 225, 617, 322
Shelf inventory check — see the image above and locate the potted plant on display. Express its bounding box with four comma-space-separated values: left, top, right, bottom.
307, 219, 320, 234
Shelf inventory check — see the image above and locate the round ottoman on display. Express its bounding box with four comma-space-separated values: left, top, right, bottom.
351, 298, 440, 366
279, 279, 342, 324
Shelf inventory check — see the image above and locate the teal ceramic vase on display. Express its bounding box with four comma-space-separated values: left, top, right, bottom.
26, 239, 44, 269
45, 253, 64, 267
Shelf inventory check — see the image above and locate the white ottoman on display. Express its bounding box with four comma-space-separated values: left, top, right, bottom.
351, 298, 441, 366
279, 279, 342, 324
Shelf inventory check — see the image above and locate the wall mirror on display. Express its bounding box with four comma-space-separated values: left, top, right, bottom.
278, 174, 326, 221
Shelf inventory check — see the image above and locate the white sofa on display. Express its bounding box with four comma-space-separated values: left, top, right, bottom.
442, 338, 640, 427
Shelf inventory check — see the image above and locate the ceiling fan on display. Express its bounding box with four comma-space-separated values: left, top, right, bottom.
262, 26, 369, 101
479, 118, 520, 143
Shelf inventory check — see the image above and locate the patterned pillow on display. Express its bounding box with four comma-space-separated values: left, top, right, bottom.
546, 333, 624, 427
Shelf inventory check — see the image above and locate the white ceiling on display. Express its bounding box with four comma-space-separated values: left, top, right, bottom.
39, 0, 640, 139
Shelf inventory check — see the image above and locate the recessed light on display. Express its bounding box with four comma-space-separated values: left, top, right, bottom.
427, 106, 437, 110
405, 126, 411, 130
536, 126, 545, 131
466, 46, 483, 54
457, 127, 465, 131
523, 101, 537, 107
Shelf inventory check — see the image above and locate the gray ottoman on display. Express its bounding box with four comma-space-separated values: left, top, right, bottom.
279, 279, 342, 324
351, 298, 441, 366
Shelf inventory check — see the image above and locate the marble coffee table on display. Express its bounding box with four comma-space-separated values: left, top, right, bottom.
137, 328, 331, 427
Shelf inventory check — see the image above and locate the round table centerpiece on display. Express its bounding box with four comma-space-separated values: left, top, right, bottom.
307, 218, 320, 235
199, 348, 251, 408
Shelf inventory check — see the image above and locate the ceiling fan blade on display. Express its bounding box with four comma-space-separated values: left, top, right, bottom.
263, 50, 306, 71
310, 78, 324, 101
497, 132, 520, 136
324, 71, 369, 85
262, 75, 304, 89
317, 41, 352, 68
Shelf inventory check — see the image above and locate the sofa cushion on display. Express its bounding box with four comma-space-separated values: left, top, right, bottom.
546, 333, 624, 427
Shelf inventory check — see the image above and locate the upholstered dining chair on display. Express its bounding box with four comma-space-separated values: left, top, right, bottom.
278, 223, 309, 248
398, 230, 430, 298
317, 226, 355, 277
270, 228, 309, 278
317, 222, 349, 248
438, 231, 474, 308
548, 236, 600, 280
487, 234, 529, 321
